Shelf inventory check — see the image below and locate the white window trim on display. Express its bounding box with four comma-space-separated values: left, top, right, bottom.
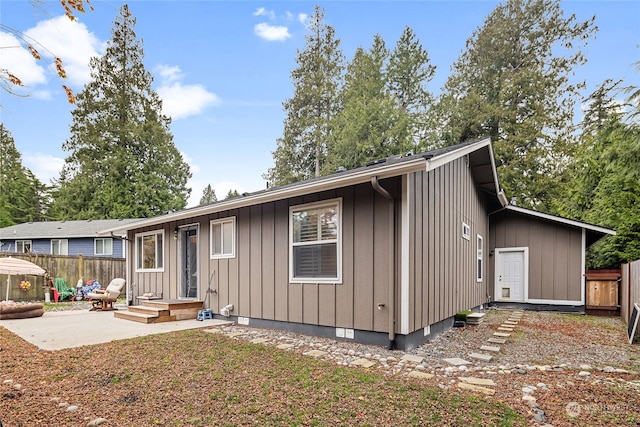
289, 198, 342, 284
210, 217, 236, 259
135, 230, 165, 272
51, 239, 69, 256
476, 234, 484, 282
94, 237, 113, 256
462, 222, 470, 240
16, 240, 32, 253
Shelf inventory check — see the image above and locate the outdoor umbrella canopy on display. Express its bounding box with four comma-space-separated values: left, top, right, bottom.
0, 257, 46, 301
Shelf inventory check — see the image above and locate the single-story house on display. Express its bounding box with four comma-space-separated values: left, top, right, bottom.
0, 219, 140, 258
102, 138, 614, 351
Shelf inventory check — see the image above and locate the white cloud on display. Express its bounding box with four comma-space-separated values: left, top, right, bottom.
253, 7, 275, 20
24, 15, 102, 87
0, 32, 47, 87
155, 64, 219, 120
23, 153, 65, 184
157, 81, 219, 120
254, 23, 291, 42
298, 13, 308, 24
156, 64, 183, 83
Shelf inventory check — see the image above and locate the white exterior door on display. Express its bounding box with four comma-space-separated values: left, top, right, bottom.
495, 248, 527, 302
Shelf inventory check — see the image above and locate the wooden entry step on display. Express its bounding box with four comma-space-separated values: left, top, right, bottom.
114, 299, 203, 324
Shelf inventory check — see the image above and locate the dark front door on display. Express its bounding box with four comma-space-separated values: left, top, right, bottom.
180, 227, 198, 299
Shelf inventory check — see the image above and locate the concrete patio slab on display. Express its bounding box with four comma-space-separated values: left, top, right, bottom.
0, 308, 231, 351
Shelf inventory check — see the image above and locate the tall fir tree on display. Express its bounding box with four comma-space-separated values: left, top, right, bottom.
51, 5, 191, 220
386, 26, 436, 152
324, 35, 400, 172
264, 5, 345, 186
0, 124, 47, 226
439, 0, 596, 211
199, 184, 217, 205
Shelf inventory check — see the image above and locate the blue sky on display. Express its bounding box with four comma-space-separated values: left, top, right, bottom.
1, 1, 638, 208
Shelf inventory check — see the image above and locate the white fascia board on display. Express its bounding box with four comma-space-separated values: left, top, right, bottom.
100, 157, 428, 234
425, 138, 507, 207
505, 205, 616, 235
425, 138, 492, 171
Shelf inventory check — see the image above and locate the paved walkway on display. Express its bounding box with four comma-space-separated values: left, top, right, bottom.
0, 308, 230, 350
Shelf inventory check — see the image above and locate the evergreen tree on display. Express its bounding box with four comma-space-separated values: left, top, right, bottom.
440, 0, 596, 210
199, 184, 217, 205
0, 124, 47, 226
225, 189, 240, 199
386, 26, 436, 151
324, 35, 400, 172
51, 5, 191, 220
264, 5, 345, 186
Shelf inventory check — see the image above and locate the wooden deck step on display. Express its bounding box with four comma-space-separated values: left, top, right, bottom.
127, 305, 171, 317
142, 300, 203, 311
114, 309, 176, 324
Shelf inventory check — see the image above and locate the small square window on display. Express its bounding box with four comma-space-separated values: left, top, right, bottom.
210, 217, 236, 259
462, 222, 470, 240
95, 238, 113, 255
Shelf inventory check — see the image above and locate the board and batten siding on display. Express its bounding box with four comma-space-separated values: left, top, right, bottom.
489, 211, 583, 302
129, 179, 400, 333
407, 157, 489, 333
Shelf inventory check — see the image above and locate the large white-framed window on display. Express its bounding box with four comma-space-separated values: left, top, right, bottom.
51, 239, 68, 255
210, 217, 236, 259
477, 234, 484, 282
95, 238, 113, 256
16, 240, 32, 253
135, 230, 164, 272
289, 198, 342, 284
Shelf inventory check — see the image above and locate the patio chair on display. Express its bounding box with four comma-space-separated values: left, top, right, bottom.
88, 278, 126, 311
52, 278, 76, 303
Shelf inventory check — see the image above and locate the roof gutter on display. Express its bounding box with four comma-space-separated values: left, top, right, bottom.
371, 176, 396, 350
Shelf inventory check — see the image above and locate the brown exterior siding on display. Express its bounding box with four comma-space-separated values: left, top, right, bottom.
127, 179, 400, 333
489, 210, 583, 303
407, 157, 489, 333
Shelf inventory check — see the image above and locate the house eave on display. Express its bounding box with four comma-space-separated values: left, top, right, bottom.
100, 157, 428, 234
504, 205, 616, 235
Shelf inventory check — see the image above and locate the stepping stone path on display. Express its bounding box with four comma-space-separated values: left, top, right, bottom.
462, 310, 526, 386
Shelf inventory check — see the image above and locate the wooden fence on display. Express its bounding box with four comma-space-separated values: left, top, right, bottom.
1, 253, 125, 302
621, 259, 640, 324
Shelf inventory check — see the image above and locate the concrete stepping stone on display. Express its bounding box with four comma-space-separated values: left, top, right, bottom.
480, 345, 501, 353
469, 353, 493, 362
497, 326, 514, 331
493, 332, 511, 337
276, 343, 294, 350
408, 371, 434, 380
225, 332, 244, 338
504, 320, 518, 325
351, 358, 376, 368
443, 357, 471, 366
250, 338, 268, 344
457, 382, 495, 395
459, 377, 496, 386
303, 350, 327, 358
402, 354, 425, 364
488, 337, 506, 344
203, 328, 223, 334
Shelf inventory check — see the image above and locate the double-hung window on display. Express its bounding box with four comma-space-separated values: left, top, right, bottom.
136, 231, 164, 271
95, 238, 113, 256
51, 239, 68, 255
290, 199, 342, 283
210, 217, 236, 259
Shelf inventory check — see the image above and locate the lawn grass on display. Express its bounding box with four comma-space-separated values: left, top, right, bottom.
0, 327, 526, 426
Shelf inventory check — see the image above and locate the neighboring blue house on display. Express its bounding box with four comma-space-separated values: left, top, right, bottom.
0, 219, 141, 258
